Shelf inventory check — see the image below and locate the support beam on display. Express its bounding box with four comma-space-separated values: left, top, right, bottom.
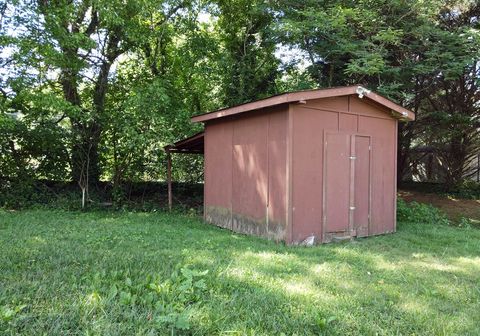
163, 132, 204, 211
166, 150, 172, 210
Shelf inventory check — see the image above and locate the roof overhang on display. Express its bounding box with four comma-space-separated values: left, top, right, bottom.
164, 131, 204, 154
191, 85, 415, 123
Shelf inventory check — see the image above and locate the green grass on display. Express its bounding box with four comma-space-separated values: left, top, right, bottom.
1, 210, 479, 335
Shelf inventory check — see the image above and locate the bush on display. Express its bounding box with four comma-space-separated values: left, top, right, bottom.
0, 179, 204, 213
450, 180, 480, 200
399, 181, 480, 200
0, 179, 91, 210
397, 199, 450, 225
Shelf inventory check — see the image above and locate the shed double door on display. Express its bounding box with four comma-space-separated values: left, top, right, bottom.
323, 132, 371, 240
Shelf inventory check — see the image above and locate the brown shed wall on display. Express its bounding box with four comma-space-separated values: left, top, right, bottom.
290, 96, 397, 243
204, 120, 233, 229
204, 107, 288, 241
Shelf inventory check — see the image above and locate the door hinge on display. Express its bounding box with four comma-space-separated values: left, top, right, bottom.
349, 156, 356, 160
349, 206, 356, 210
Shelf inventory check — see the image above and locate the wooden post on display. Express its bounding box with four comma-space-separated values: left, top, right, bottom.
167, 149, 172, 211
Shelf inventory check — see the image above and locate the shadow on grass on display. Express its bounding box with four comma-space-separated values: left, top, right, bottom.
175, 218, 480, 334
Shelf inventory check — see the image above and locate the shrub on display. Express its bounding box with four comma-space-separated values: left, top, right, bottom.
397, 199, 450, 225
450, 180, 480, 200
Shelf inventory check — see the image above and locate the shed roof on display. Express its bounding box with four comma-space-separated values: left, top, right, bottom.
191, 85, 415, 123
164, 131, 204, 154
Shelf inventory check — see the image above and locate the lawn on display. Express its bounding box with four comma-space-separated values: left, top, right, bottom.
1, 209, 479, 335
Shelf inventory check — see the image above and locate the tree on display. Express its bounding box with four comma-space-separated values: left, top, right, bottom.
277, 0, 480, 187
420, 3, 480, 187
3, 0, 192, 187
214, 0, 279, 106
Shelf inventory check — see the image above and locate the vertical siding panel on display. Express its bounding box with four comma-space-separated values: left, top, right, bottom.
268, 110, 288, 238
286, 105, 294, 243
232, 114, 269, 222
204, 120, 233, 229
358, 116, 396, 235
291, 106, 338, 243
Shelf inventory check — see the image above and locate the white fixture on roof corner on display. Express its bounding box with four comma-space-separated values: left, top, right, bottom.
356, 86, 371, 99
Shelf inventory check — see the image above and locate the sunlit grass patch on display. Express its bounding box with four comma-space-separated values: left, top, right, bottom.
0, 209, 479, 335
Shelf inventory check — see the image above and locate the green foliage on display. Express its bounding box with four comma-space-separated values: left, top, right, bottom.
214, 0, 279, 106
0, 96, 70, 180
0, 179, 37, 209
0, 209, 479, 334
450, 181, 480, 200
458, 216, 475, 229
400, 181, 480, 201
1, 0, 478, 199
397, 199, 450, 226
277, 0, 476, 92
80, 265, 209, 334
0, 179, 204, 211
0, 304, 27, 324
149, 266, 209, 331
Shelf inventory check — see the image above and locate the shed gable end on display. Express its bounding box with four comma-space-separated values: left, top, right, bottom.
298, 95, 394, 121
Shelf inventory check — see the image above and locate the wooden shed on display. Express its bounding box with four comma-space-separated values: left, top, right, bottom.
167, 86, 415, 244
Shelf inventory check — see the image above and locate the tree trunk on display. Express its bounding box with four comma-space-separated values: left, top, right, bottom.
68, 29, 120, 186
70, 122, 102, 186
442, 134, 471, 190
397, 122, 414, 185
60, 69, 102, 186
